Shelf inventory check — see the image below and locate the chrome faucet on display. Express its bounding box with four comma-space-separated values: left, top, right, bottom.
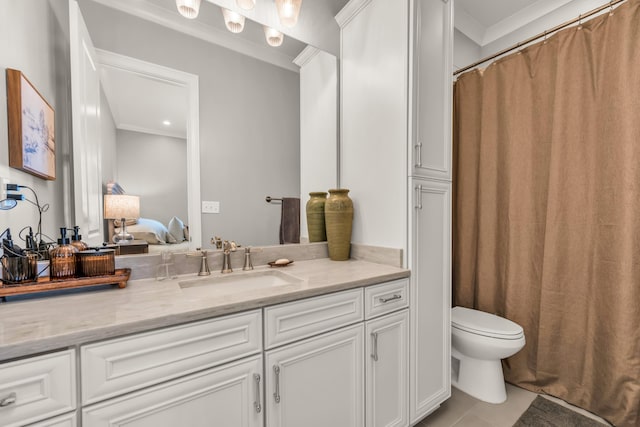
221, 241, 233, 274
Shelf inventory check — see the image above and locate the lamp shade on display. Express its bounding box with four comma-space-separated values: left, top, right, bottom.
275, 0, 302, 28
222, 8, 246, 33
104, 194, 140, 220
264, 26, 284, 47
176, 0, 202, 19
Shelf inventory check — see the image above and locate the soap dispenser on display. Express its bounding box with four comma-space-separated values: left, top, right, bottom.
70, 226, 89, 252
50, 227, 78, 279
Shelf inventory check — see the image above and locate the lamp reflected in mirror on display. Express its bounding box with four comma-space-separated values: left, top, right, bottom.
104, 194, 140, 243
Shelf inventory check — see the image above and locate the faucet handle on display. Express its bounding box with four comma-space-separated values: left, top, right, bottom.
243, 247, 253, 271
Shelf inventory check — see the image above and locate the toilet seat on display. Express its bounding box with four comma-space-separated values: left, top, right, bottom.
452, 307, 523, 340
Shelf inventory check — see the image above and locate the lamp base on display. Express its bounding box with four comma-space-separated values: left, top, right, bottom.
113, 231, 134, 244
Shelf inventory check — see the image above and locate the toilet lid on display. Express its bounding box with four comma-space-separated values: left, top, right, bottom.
452, 306, 523, 339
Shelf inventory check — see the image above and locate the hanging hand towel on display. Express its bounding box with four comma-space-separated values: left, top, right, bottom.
279, 197, 300, 244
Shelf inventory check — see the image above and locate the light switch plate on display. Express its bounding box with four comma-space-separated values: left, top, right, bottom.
202, 200, 220, 214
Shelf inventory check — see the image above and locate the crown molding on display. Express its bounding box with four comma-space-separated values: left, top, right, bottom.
455, 0, 575, 47
88, 0, 299, 72
293, 46, 320, 67
453, 6, 486, 46
116, 123, 187, 140
335, 0, 373, 28
482, 0, 574, 45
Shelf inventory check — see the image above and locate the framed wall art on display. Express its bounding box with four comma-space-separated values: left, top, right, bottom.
6, 68, 56, 180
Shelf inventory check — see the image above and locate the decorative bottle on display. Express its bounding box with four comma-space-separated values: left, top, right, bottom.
50, 228, 78, 279
324, 189, 354, 261
306, 192, 327, 242
70, 226, 89, 251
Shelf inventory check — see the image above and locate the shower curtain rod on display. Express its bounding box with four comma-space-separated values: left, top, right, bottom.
453, 0, 626, 76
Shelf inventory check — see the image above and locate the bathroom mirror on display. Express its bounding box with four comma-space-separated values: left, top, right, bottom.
70, 0, 343, 254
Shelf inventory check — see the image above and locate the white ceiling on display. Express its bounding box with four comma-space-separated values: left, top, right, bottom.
455, 0, 574, 46
100, 64, 188, 139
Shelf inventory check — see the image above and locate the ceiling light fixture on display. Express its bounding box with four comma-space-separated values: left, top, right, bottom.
275, 0, 302, 28
176, 0, 202, 19
263, 26, 284, 47
163, 120, 171, 126
236, 0, 256, 11
222, 8, 246, 33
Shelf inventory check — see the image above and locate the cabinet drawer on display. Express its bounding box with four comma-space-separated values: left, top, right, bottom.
0, 350, 76, 427
364, 279, 409, 320
81, 310, 262, 405
28, 411, 77, 427
265, 288, 363, 349
83, 355, 263, 427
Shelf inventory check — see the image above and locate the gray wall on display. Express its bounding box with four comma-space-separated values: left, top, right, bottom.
79, 0, 301, 248
0, 0, 72, 245
453, 29, 481, 72
116, 130, 188, 227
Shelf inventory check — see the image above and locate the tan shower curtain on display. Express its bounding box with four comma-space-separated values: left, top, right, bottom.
453, 1, 640, 425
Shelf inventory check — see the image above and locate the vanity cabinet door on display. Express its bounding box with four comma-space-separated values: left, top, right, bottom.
409, 179, 451, 423
411, 0, 454, 180
366, 310, 409, 427
83, 355, 263, 427
265, 324, 364, 427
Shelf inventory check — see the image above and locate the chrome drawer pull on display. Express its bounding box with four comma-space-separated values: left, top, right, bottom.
371, 332, 379, 361
379, 294, 402, 303
253, 373, 262, 413
415, 142, 423, 167
273, 365, 281, 403
0, 392, 17, 407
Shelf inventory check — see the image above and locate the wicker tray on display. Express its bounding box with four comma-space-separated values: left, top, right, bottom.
0, 268, 131, 298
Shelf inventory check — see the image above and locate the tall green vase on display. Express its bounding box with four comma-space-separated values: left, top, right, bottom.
325, 189, 353, 261
306, 192, 327, 242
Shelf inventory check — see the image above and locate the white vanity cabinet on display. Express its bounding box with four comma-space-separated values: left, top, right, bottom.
365, 280, 410, 427
265, 324, 364, 427
411, 0, 454, 181
338, 0, 453, 423
0, 350, 76, 427
80, 310, 264, 427
82, 355, 263, 427
263, 289, 365, 427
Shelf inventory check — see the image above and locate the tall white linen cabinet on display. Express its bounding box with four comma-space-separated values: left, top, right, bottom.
336, 0, 453, 424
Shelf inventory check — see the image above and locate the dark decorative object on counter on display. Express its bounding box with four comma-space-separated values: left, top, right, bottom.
306, 192, 327, 242
49, 228, 78, 279
77, 249, 115, 277
324, 189, 354, 261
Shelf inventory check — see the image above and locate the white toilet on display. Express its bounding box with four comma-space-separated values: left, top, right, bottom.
451, 306, 525, 404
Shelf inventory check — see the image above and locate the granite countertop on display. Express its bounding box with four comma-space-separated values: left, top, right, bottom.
0, 258, 409, 361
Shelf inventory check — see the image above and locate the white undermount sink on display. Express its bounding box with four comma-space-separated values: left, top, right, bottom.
178, 269, 303, 293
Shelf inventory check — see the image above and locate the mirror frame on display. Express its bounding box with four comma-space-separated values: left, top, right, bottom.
95, 48, 202, 250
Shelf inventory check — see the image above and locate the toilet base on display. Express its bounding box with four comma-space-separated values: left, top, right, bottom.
451, 348, 507, 404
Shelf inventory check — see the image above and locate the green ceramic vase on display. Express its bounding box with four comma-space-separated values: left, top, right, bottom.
306, 192, 328, 242
325, 189, 354, 261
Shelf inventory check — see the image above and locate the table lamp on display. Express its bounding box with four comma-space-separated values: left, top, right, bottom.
104, 194, 140, 243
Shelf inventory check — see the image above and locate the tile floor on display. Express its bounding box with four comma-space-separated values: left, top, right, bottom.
415, 384, 612, 427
